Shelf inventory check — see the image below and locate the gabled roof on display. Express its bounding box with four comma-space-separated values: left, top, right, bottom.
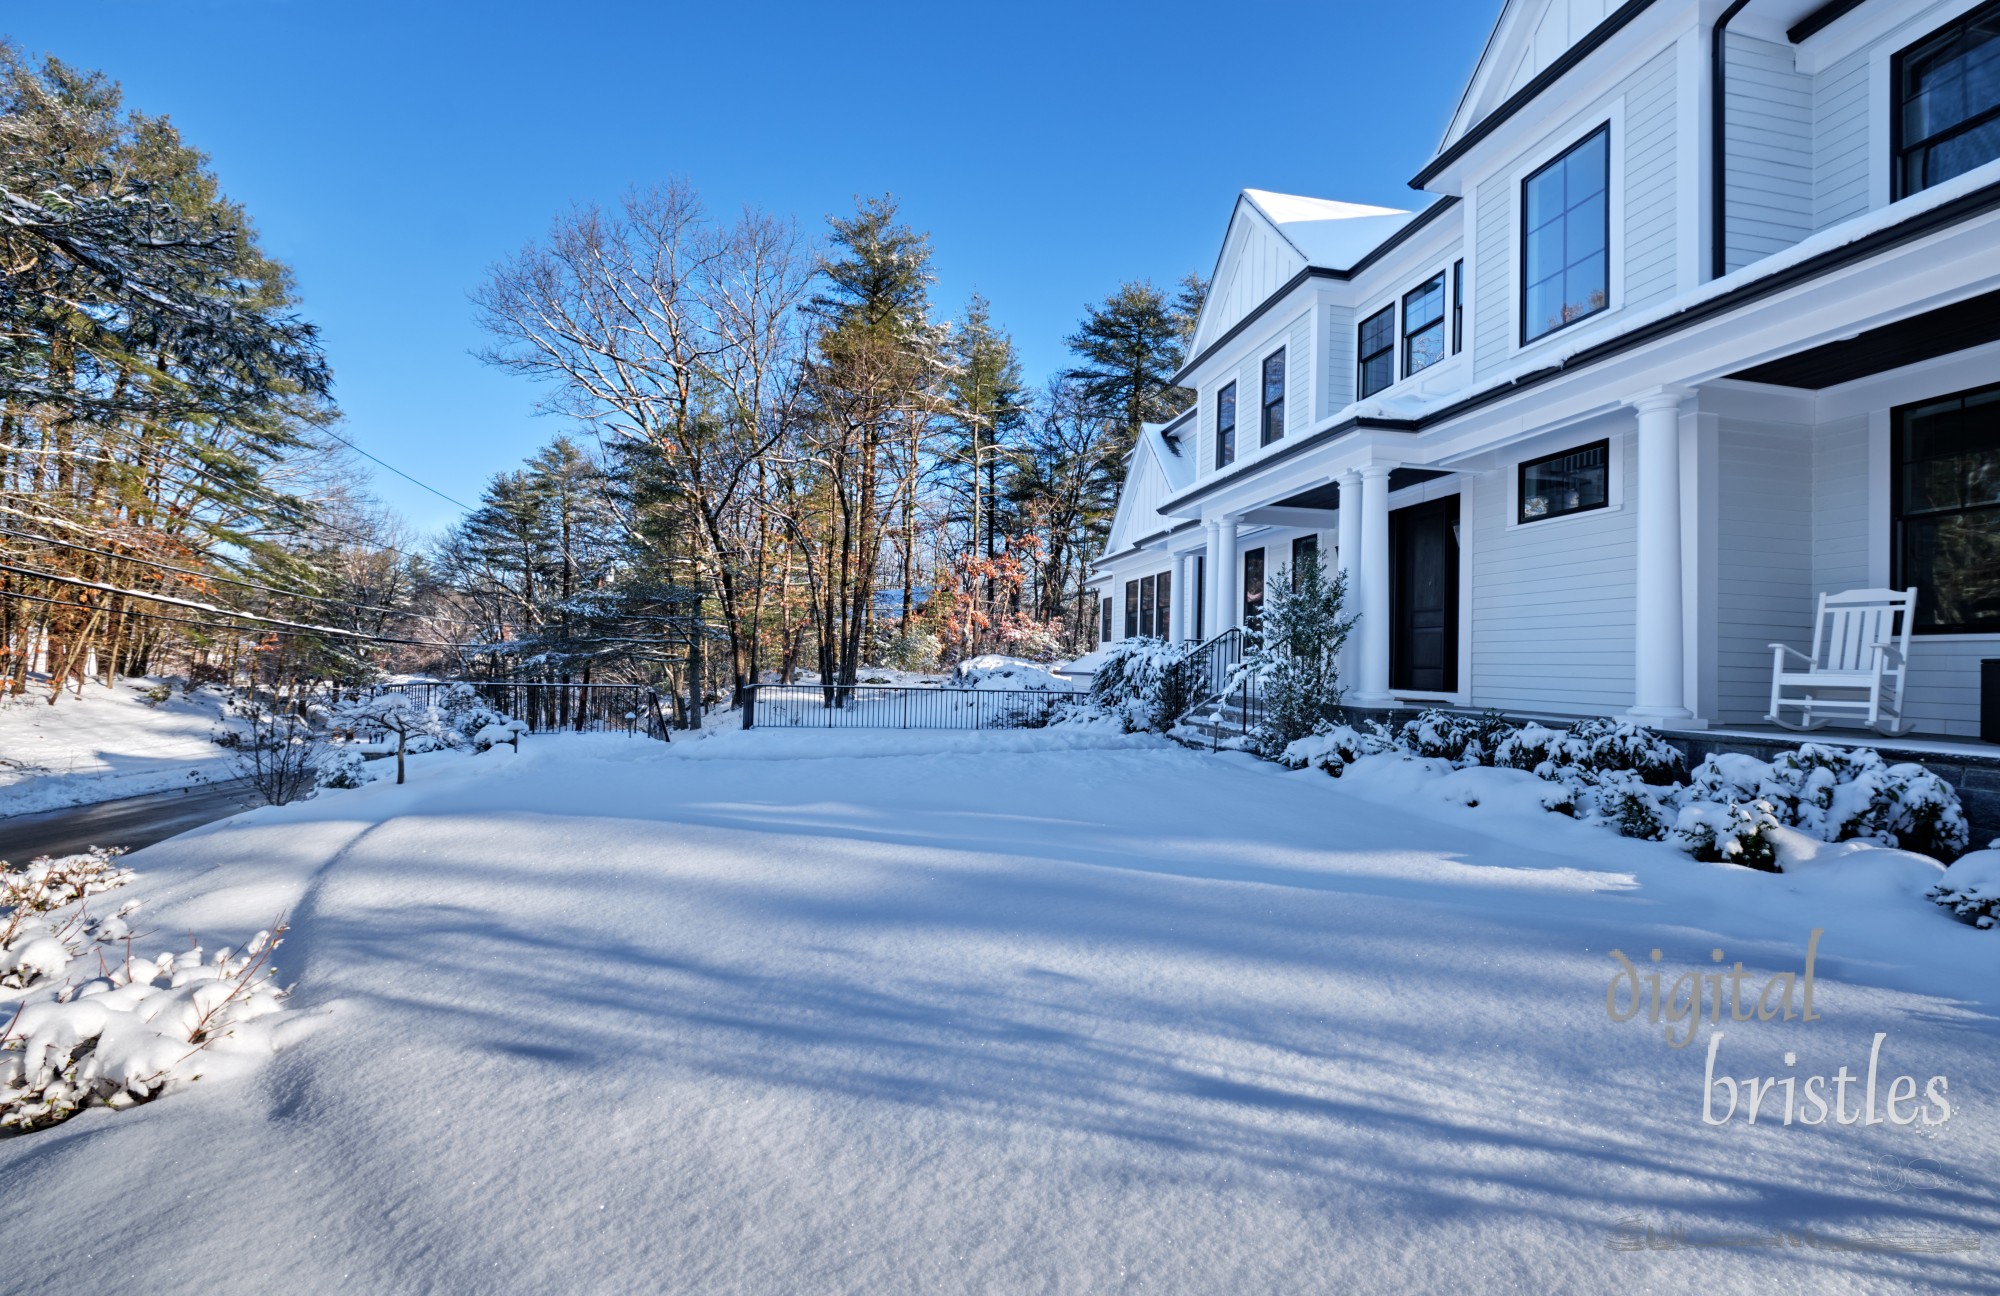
1188, 190, 1418, 356
1101, 415, 1194, 559
1239, 190, 1416, 271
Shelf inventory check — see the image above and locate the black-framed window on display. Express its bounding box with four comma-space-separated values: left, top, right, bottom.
1451, 259, 1465, 354
1123, 580, 1138, 638
1261, 349, 1286, 446
1157, 569, 1173, 639
1893, 382, 2000, 632
1139, 574, 1156, 638
1101, 596, 1113, 643
1290, 533, 1318, 585
1522, 125, 1610, 344
1243, 547, 1265, 624
1403, 273, 1447, 377
1894, 0, 2000, 200
1517, 439, 1609, 523
1215, 382, 1237, 468
1358, 305, 1396, 398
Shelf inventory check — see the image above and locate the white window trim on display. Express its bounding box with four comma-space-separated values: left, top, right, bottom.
1503, 100, 1627, 358
1504, 426, 1627, 532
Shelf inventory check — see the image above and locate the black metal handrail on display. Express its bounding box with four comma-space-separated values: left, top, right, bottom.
742, 683, 1074, 730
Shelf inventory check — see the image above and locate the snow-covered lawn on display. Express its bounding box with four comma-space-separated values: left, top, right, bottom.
0, 681, 238, 816
2, 728, 1995, 1292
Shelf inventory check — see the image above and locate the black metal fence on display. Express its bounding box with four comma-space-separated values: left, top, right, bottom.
742, 684, 1075, 730
376, 681, 671, 740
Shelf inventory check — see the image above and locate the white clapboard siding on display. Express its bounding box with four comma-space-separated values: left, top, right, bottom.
1714, 418, 1814, 723
1469, 427, 1638, 714
1322, 303, 1355, 418
1810, 412, 1990, 737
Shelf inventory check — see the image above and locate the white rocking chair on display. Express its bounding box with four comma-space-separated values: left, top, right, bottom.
1766, 587, 1917, 736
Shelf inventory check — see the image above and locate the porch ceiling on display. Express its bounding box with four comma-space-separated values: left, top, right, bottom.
1724, 288, 2000, 388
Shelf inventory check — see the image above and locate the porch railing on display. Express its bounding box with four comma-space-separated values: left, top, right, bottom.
1177, 627, 1263, 745
742, 683, 1073, 731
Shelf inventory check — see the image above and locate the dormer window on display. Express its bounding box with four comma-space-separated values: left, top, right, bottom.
1894, 0, 2000, 200
1358, 305, 1395, 399
1402, 273, 1447, 377
1261, 349, 1286, 445
1216, 382, 1237, 468
1522, 125, 1609, 344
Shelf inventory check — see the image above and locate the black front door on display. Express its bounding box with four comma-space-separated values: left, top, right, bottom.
1390, 496, 1459, 693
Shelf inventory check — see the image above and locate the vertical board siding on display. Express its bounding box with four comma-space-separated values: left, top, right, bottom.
1715, 418, 1814, 722
1624, 48, 1679, 308
1813, 46, 1872, 231
1724, 33, 1813, 272
1469, 425, 1638, 713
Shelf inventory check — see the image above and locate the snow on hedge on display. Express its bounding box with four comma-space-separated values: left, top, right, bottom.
948, 655, 1076, 692
1279, 712, 1972, 873
1, 847, 293, 1133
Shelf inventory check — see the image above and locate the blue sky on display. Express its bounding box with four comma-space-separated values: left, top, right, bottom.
8, 0, 1499, 533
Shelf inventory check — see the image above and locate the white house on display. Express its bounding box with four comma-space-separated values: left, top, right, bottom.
1092, 0, 2000, 738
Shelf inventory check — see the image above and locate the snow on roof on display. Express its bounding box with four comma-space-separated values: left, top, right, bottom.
1142, 420, 1194, 493
1241, 190, 1418, 271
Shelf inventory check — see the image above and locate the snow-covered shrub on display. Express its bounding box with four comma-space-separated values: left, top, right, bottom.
875, 627, 943, 673
1492, 722, 1584, 774
1568, 718, 1686, 785
315, 745, 371, 791
1, 927, 289, 1133
2, 849, 136, 990
231, 710, 324, 806
1686, 744, 1970, 860
950, 656, 1073, 692
471, 718, 527, 752
1087, 638, 1201, 733
1396, 710, 1510, 765
1248, 551, 1356, 753
1673, 799, 1783, 872
135, 682, 173, 707
1927, 847, 2000, 929
1592, 771, 1670, 842
1278, 722, 1393, 776
333, 693, 442, 785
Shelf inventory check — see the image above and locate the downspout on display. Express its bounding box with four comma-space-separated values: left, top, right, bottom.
1710, 0, 1755, 280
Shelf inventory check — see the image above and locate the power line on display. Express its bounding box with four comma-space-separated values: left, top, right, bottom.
1, 561, 421, 642
319, 428, 474, 511
0, 527, 421, 620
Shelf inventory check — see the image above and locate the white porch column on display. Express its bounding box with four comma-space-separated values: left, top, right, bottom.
1213, 516, 1241, 632
1169, 552, 1190, 642
1336, 470, 1362, 684
1200, 521, 1220, 638
1351, 464, 1394, 706
1628, 388, 1694, 722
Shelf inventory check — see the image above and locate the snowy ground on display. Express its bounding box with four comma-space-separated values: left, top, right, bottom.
0, 680, 239, 817
2, 728, 1996, 1293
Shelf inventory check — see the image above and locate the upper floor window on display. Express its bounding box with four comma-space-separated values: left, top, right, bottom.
1521, 125, 1609, 344
1451, 259, 1465, 354
1216, 382, 1237, 468
1894, 1, 2000, 200
1403, 273, 1447, 377
1261, 350, 1286, 445
1358, 305, 1395, 399
1894, 382, 2000, 632
1518, 439, 1609, 523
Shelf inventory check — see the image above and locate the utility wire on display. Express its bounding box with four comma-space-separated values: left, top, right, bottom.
318, 428, 474, 511
0, 527, 421, 619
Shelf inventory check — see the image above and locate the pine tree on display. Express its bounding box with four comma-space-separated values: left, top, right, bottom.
1062, 280, 1196, 458
943, 295, 1027, 576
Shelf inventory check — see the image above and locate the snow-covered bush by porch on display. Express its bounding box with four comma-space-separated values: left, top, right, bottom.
1086, 638, 1200, 733
1927, 846, 2000, 929
1278, 709, 1969, 868
1, 849, 293, 1133
1242, 551, 1355, 753
949, 656, 1073, 692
